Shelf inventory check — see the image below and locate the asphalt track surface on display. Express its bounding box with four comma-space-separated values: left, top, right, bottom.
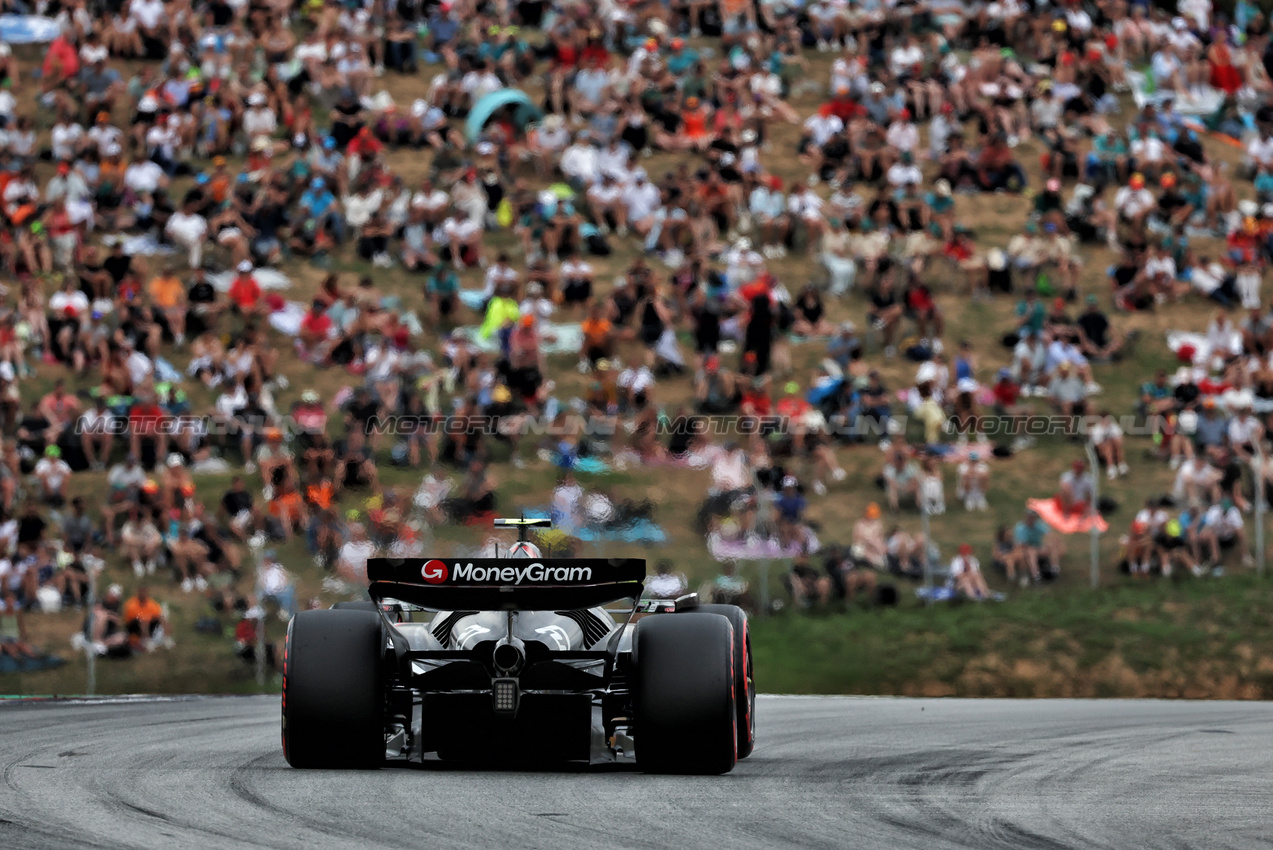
0, 695, 1270, 849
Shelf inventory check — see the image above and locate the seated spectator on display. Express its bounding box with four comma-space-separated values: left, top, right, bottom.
885, 526, 928, 579
822, 545, 879, 602
1012, 509, 1061, 584
258, 551, 296, 619
0, 588, 35, 660
955, 450, 990, 512
233, 606, 277, 670
707, 561, 752, 610
1200, 498, 1254, 568
82, 583, 129, 658
119, 508, 162, 577
1057, 460, 1096, 516
882, 451, 920, 512
852, 503, 887, 569
122, 584, 170, 651
644, 560, 689, 599
168, 524, 210, 593
991, 525, 1022, 582
950, 544, 992, 600
787, 553, 833, 609
1047, 361, 1088, 420
1090, 411, 1129, 481
33, 446, 72, 507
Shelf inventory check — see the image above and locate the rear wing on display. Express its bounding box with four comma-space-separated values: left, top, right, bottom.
367, 557, 647, 610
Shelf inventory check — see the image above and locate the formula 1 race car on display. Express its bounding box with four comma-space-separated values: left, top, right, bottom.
282, 518, 754, 774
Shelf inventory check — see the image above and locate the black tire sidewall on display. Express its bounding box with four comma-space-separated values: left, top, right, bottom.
633, 614, 737, 774
283, 609, 386, 769
685, 604, 756, 759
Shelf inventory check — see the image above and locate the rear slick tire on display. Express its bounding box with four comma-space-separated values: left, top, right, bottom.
684, 603, 755, 759
282, 609, 386, 769
633, 614, 737, 775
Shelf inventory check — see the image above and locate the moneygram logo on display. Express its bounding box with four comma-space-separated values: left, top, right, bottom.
451, 562, 593, 584
421, 559, 449, 584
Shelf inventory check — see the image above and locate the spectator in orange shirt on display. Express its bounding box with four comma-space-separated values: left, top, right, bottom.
123, 585, 169, 651
147, 265, 187, 345
267, 480, 308, 541
228, 260, 264, 316
681, 96, 711, 152
579, 302, 615, 370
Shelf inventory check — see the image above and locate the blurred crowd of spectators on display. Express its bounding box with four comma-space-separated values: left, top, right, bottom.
3, 0, 1273, 668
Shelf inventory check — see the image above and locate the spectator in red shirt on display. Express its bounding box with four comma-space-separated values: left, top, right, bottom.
347, 126, 384, 167
296, 300, 334, 363
228, 261, 263, 316
904, 278, 944, 349
129, 391, 169, 466
992, 368, 1025, 414
826, 86, 862, 123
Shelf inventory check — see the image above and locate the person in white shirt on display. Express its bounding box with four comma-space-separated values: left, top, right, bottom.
460, 65, 503, 104
342, 183, 384, 232
1166, 17, 1201, 53
1235, 261, 1262, 311
482, 255, 520, 300
597, 138, 632, 182
955, 450, 990, 511
166, 203, 209, 269
1190, 258, 1230, 303
1173, 455, 1218, 506
410, 179, 450, 226
786, 185, 826, 256
889, 34, 924, 78
644, 560, 689, 598
87, 111, 124, 153
34, 447, 73, 506
123, 157, 166, 196
1, 169, 38, 220
949, 544, 991, 599
551, 472, 584, 528
710, 442, 752, 495
1130, 131, 1166, 176
528, 114, 572, 178
439, 212, 483, 269
336, 523, 377, 583
800, 112, 843, 161
1200, 499, 1252, 566
257, 551, 295, 615
130, 0, 165, 36
561, 135, 601, 186
1249, 130, 1273, 173
50, 120, 86, 163
885, 112, 918, 154
1179, 0, 1211, 31
621, 170, 661, 237
1227, 404, 1263, 459
586, 174, 626, 234
1113, 174, 1155, 224
1151, 44, 1186, 91
519, 282, 555, 320
242, 93, 277, 141
559, 258, 595, 307
617, 358, 655, 409
749, 177, 790, 257
885, 151, 922, 188
1090, 411, 1128, 479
